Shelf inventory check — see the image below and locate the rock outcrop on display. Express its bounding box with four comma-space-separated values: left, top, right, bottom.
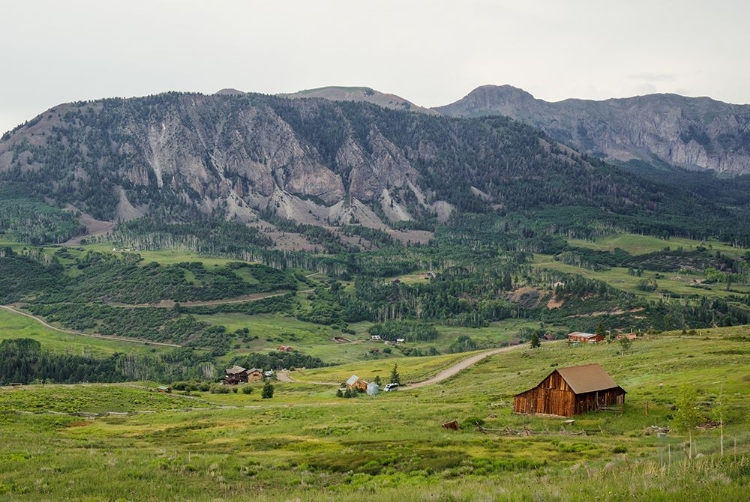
436, 85, 750, 175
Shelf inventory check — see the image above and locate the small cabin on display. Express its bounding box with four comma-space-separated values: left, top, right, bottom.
247, 368, 264, 382
567, 332, 604, 343
277, 345, 294, 352
513, 363, 626, 417
346, 375, 368, 392
366, 382, 379, 396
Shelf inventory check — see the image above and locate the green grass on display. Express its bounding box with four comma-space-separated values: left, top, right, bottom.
199, 313, 381, 365
82, 242, 243, 266
0, 308, 169, 357
1, 327, 750, 500
568, 233, 746, 257
533, 254, 750, 300
290, 351, 470, 384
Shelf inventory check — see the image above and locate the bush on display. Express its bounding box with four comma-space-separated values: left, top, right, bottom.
262, 381, 274, 399
210, 384, 231, 394
241, 385, 253, 395
461, 417, 485, 430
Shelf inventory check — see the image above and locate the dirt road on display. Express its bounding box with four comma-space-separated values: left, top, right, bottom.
407, 343, 528, 388
277, 343, 530, 388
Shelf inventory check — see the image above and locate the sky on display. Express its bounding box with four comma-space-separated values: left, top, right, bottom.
2, 0, 749, 134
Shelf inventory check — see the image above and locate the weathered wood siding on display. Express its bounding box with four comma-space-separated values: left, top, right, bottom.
513, 371, 625, 417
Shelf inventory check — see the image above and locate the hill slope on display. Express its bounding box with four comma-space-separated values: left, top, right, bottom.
436, 85, 750, 175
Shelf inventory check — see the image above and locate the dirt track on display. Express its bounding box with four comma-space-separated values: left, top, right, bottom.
278, 343, 530, 388
407, 343, 528, 388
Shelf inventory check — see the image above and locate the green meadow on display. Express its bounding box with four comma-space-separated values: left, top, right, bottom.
568, 234, 745, 257
1, 327, 749, 501
0, 307, 170, 357
533, 254, 750, 301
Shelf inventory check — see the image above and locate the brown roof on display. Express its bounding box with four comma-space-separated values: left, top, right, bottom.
555, 364, 624, 394
225, 365, 247, 375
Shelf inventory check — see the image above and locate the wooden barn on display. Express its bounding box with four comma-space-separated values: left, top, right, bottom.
513, 363, 626, 417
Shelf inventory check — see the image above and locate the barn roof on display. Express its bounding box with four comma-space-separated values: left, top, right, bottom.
555, 364, 623, 394
346, 375, 360, 386
225, 365, 247, 375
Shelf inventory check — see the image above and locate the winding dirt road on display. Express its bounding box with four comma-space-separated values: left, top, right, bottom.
278, 343, 530, 388
407, 343, 528, 388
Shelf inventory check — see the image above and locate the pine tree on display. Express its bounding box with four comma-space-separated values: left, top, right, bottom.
389, 364, 401, 385
530, 332, 541, 349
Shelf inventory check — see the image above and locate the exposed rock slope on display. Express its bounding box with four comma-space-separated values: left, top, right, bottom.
436, 85, 750, 175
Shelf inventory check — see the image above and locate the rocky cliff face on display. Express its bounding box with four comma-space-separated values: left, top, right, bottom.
436, 85, 750, 175
3, 90, 723, 246
0, 92, 452, 227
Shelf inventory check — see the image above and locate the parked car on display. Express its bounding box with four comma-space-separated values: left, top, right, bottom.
383, 383, 400, 392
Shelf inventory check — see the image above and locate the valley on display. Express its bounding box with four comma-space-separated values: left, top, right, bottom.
1, 89, 750, 500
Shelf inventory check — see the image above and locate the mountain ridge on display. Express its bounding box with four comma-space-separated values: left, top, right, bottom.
2, 90, 749, 249
435, 85, 750, 175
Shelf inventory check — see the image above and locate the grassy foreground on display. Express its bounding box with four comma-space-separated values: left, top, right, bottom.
2, 327, 750, 500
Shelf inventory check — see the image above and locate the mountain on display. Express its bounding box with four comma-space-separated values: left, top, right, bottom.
278, 86, 439, 116
0, 91, 747, 247
435, 85, 750, 176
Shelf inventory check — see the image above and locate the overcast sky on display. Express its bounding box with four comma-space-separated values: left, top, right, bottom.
2, 0, 749, 134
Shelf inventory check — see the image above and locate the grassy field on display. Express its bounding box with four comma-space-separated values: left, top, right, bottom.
0, 307, 170, 357
71, 242, 246, 266
533, 254, 750, 300
1, 326, 749, 501
199, 312, 564, 367
568, 234, 747, 257
289, 351, 471, 384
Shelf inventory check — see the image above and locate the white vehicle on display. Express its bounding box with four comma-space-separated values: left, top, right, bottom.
383, 383, 400, 392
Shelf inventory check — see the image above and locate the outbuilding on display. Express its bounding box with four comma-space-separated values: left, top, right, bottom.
346, 375, 368, 392
513, 363, 626, 417
567, 332, 604, 343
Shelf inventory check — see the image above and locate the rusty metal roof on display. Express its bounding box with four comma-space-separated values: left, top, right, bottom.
556, 364, 624, 394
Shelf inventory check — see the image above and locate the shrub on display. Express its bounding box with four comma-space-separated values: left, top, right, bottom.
262, 381, 274, 399
241, 385, 253, 395
461, 417, 485, 430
